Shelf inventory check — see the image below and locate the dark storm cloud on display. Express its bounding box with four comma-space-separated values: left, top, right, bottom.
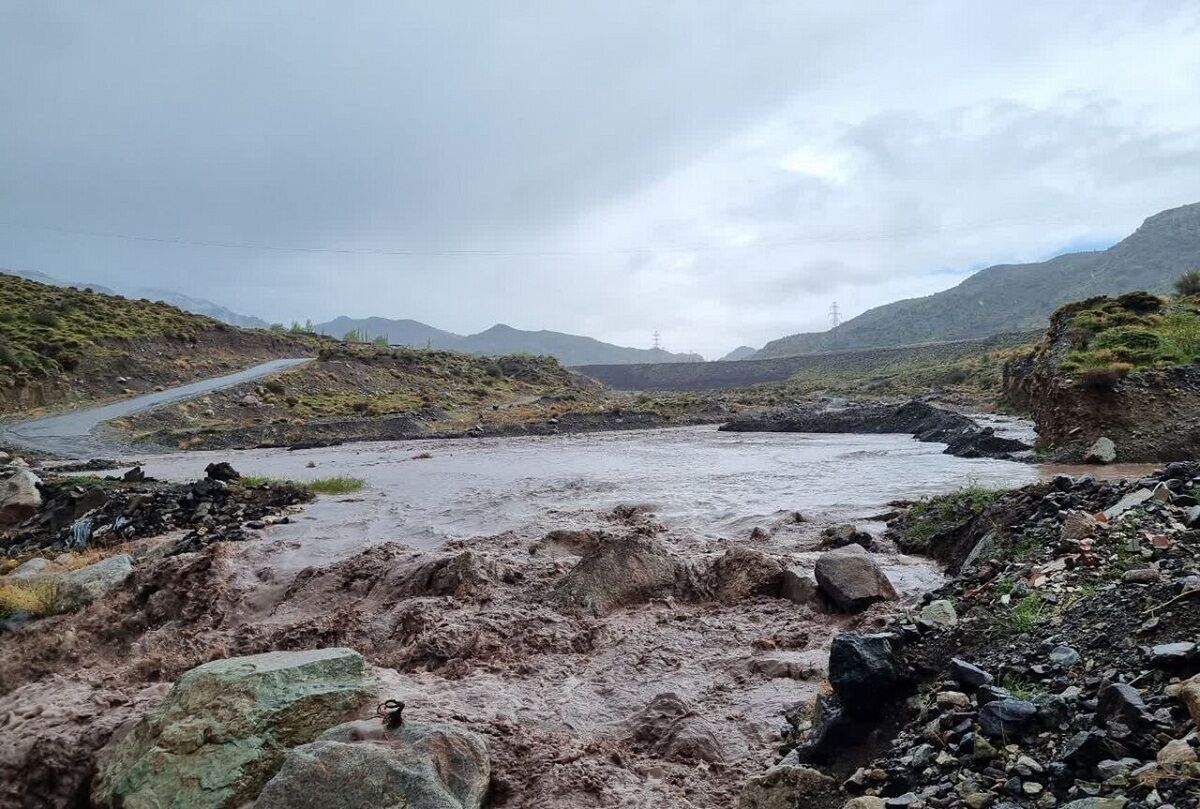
2, 2, 1199, 356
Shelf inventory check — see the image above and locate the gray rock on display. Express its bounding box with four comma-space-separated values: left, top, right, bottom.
1049, 646, 1080, 668
813, 545, 897, 612
1103, 488, 1153, 520
551, 536, 677, 615
1059, 799, 1127, 809
977, 698, 1037, 738
3, 557, 55, 583
1097, 682, 1152, 729
820, 524, 875, 551
780, 568, 825, 609
92, 648, 378, 809
919, 599, 958, 627
0, 468, 41, 527
739, 760, 834, 809
950, 658, 995, 691
57, 555, 133, 611
1122, 568, 1161, 584
1187, 505, 1200, 528
1083, 436, 1116, 464
255, 719, 489, 809
1149, 641, 1199, 666
829, 632, 906, 717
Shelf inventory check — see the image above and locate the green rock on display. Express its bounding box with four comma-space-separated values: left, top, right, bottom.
92, 648, 378, 809
256, 719, 490, 809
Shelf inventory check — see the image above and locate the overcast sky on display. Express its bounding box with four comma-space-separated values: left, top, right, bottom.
3, 2, 1200, 358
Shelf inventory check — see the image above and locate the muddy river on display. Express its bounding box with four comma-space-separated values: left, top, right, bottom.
128, 424, 1041, 567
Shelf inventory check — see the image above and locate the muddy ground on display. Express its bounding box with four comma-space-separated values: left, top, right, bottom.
0, 480, 942, 808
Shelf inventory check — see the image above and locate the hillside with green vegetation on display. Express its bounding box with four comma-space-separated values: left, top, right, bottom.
0, 272, 315, 415
756, 201, 1200, 358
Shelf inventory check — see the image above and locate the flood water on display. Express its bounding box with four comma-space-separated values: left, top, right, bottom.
129, 425, 1042, 566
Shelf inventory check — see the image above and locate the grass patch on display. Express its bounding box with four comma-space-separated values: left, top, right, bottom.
995, 593, 1050, 637
903, 484, 1005, 546
1000, 673, 1037, 700
0, 579, 61, 618
240, 475, 365, 495
1056, 292, 1200, 378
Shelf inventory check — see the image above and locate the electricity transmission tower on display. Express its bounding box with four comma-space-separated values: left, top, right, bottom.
828, 301, 841, 329
652, 330, 662, 350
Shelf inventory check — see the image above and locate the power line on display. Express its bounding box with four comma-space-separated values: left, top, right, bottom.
0, 209, 1137, 259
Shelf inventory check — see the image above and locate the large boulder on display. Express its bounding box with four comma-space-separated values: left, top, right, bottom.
625, 692, 729, 764
828, 632, 908, 717
57, 554, 133, 611
92, 648, 378, 809
255, 719, 489, 809
551, 535, 677, 615
0, 467, 41, 527
813, 545, 897, 612
701, 546, 784, 603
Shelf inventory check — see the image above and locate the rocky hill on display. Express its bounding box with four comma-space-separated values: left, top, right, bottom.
0, 273, 313, 415
315, 316, 704, 365
757, 201, 1200, 358
1006, 290, 1200, 462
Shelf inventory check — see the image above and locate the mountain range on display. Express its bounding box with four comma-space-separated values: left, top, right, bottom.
754, 201, 1200, 358
314, 316, 704, 366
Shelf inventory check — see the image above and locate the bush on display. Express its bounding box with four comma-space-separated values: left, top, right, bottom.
1174, 270, 1200, 297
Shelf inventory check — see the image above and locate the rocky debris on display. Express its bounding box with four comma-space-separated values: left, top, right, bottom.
0, 676, 170, 809
92, 648, 378, 809
918, 599, 958, 628
779, 463, 1200, 809
625, 692, 729, 764
56, 554, 133, 610
721, 400, 1032, 461
1084, 436, 1118, 464
2, 469, 311, 558
781, 567, 829, 610
204, 461, 241, 481
255, 718, 489, 809
551, 535, 677, 615
821, 523, 877, 551
2, 555, 57, 582
814, 545, 898, 612
0, 466, 41, 527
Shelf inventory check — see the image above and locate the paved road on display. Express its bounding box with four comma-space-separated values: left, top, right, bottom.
2, 357, 312, 457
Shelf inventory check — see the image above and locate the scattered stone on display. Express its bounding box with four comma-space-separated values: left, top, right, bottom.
950, 658, 995, 691
1103, 488, 1153, 520
1061, 510, 1098, 541
1096, 682, 1152, 730
1156, 738, 1197, 768
1083, 437, 1116, 464
705, 545, 784, 603
814, 545, 898, 612
91, 648, 378, 809
1049, 645, 1080, 668
820, 523, 876, 551
1148, 641, 1198, 667
937, 690, 971, 710
977, 698, 1037, 738
781, 568, 825, 609
1122, 568, 1161, 584
0, 467, 41, 527
919, 599, 958, 627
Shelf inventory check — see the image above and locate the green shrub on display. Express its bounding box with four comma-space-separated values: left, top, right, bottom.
1174, 270, 1200, 297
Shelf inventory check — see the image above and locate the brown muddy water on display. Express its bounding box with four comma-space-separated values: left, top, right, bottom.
60, 425, 1062, 806
130, 425, 1041, 567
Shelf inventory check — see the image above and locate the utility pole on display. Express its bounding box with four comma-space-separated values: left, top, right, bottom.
652, 330, 662, 351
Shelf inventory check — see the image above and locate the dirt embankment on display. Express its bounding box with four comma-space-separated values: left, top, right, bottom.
1008, 292, 1200, 463
1, 329, 314, 417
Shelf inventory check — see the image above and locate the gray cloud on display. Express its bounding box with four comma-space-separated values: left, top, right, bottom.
2, 1, 1199, 356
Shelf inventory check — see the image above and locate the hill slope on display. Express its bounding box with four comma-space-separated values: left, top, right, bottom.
0, 273, 311, 415
756, 201, 1200, 358
314, 316, 461, 347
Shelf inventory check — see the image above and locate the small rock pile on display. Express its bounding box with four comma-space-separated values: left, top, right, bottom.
1, 463, 312, 558
779, 463, 1200, 809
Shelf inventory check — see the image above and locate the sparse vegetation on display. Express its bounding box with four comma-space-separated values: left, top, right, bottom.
995, 592, 1049, 636
902, 484, 1004, 546
1057, 291, 1200, 378
0, 579, 61, 618
1173, 269, 1200, 297
240, 475, 365, 495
